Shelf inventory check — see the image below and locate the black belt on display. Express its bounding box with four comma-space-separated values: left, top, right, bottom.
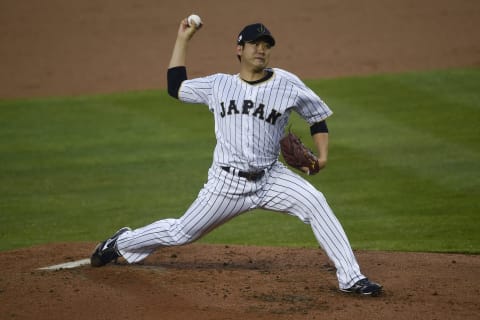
221, 166, 265, 181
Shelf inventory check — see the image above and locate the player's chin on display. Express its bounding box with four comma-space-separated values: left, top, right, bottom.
252, 60, 268, 71
257, 60, 268, 67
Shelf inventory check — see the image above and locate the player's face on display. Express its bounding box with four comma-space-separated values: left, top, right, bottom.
238, 40, 272, 71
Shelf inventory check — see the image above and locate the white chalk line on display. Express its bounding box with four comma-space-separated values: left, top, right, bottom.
37, 259, 167, 271
38, 258, 90, 270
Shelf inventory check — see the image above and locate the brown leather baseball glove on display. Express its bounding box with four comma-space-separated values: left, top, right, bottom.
280, 131, 320, 175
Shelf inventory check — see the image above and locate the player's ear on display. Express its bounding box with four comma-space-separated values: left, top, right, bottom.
236, 45, 243, 61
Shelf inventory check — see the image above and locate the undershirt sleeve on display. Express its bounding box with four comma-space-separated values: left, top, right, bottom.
310, 120, 329, 135
167, 66, 187, 99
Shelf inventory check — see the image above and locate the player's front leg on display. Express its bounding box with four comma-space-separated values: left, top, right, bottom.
260, 163, 378, 292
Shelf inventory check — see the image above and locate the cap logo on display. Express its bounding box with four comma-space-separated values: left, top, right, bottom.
237, 34, 243, 43
257, 24, 266, 34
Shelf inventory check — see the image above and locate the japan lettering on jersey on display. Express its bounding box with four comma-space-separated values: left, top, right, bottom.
178, 68, 333, 171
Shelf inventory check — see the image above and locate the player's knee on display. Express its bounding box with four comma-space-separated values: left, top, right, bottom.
177, 235, 195, 245
168, 230, 193, 245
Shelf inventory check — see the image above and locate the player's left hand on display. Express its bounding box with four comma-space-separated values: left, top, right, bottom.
280, 132, 321, 175
301, 159, 325, 175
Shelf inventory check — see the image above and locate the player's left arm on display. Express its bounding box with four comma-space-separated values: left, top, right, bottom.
312, 132, 328, 170
311, 121, 329, 170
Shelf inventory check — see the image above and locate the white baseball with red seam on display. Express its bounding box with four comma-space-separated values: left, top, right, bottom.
187, 14, 202, 29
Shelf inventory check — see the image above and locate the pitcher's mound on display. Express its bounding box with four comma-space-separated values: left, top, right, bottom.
1, 243, 479, 319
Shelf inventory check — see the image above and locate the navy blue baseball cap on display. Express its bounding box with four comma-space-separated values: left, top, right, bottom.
237, 23, 275, 47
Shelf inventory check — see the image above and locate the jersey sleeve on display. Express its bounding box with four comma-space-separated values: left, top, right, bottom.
274, 68, 333, 125
178, 74, 216, 105
295, 85, 333, 125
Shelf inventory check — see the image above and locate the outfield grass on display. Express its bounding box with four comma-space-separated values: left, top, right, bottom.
1, 69, 479, 253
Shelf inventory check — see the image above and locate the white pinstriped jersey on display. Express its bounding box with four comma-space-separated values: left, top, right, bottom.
116, 68, 366, 288
178, 68, 333, 171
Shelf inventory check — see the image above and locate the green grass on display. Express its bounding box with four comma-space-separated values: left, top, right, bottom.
1, 68, 479, 253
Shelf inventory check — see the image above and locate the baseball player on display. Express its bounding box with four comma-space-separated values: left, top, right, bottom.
91, 18, 382, 296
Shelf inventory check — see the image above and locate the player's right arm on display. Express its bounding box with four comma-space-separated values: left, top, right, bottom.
167, 18, 199, 98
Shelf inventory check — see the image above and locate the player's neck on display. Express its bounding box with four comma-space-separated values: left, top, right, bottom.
239, 68, 268, 83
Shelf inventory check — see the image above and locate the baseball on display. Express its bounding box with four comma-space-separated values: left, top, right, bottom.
187, 14, 202, 29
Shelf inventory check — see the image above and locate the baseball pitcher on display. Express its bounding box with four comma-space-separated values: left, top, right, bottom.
91, 17, 382, 296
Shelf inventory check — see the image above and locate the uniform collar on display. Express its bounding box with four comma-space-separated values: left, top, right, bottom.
241, 70, 274, 85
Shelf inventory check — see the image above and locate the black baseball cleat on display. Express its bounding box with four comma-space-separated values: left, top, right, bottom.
340, 278, 383, 296
90, 227, 131, 267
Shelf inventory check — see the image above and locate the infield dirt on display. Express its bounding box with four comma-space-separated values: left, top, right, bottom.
1, 0, 479, 319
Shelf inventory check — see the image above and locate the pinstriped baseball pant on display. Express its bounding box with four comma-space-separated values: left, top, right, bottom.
116, 161, 365, 289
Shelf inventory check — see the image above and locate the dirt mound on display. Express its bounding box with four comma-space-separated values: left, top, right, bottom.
1, 243, 479, 320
